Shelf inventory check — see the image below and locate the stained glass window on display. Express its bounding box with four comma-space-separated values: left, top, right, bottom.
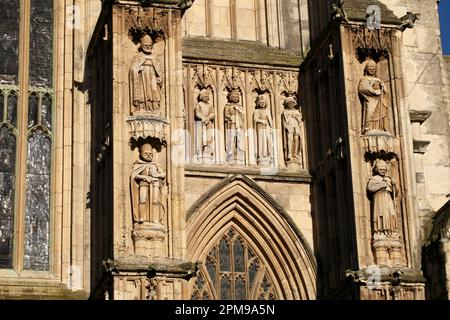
0, 0, 20, 85
0, 126, 16, 269
191, 228, 278, 300
0, 0, 54, 272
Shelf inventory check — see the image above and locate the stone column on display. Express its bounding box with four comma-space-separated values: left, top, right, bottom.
88, 0, 198, 300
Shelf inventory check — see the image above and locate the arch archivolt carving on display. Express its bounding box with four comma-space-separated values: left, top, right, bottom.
186, 175, 317, 300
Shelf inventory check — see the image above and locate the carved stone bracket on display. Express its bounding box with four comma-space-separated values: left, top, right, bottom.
128, 115, 169, 142
101, 256, 199, 300
412, 139, 431, 154
362, 132, 396, 154
346, 266, 426, 286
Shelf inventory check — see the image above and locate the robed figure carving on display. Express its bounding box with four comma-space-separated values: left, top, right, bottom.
194, 90, 215, 160
367, 160, 399, 236
224, 90, 245, 164
358, 59, 390, 134
129, 34, 163, 114
254, 95, 273, 166
282, 96, 302, 164
131, 144, 166, 225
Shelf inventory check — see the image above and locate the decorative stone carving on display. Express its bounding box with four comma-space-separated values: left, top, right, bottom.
254, 94, 273, 166
368, 160, 398, 236
131, 143, 166, 226
130, 143, 167, 257
194, 89, 215, 161
400, 12, 420, 31
331, 0, 348, 23
359, 59, 391, 135
367, 159, 403, 265
282, 96, 302, 167
127, 115, 169, 142
352, 27, 393, 59
129, 34, 163, 115
224, 90, 245, 164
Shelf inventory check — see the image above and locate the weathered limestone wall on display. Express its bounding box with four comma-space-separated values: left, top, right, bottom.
183, 0, 309, 55
379, 0, 450, 212
184, 176, 314, 249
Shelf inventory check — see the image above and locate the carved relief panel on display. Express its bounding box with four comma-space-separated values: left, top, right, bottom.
183, 63, 306, 171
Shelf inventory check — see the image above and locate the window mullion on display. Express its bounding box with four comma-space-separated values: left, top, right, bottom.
15, 0, 31, 274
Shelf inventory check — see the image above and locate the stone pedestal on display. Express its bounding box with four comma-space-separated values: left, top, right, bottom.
372, 233, 403, 266
132, 223, 166, 257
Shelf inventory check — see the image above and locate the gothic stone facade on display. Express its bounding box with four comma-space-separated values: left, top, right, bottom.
0, 0, 449, 300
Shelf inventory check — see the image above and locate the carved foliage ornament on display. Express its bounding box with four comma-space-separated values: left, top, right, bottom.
352, 27, 393, 61
126, 6, 168, 44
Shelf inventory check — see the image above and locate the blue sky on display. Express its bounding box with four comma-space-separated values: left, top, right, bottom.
439, 0, 450, 54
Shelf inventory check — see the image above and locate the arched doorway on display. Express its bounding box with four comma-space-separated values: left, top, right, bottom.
186, 175, 317, 300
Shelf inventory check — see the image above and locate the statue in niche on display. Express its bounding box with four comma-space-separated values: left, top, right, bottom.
129, 34, 162, 115
253, 94, 273, 166
194, 89, 215, 161
358, 59, 390, 134
367, 159, 399, 236
224, 90, 245, 164
131, 143, 166, 225
282, 96, 302, 165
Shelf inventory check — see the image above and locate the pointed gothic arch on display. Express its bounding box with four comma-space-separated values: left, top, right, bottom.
186, 175, 317, 300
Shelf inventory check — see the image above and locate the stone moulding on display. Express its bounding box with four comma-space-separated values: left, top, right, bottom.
127, 115, 169, 142
412, 139, 431, 154
346, 266, 426, 286
103, 257, 199, 280
409, 110, 432, 124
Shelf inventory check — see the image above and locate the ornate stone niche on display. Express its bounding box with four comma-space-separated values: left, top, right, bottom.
194, 88, 215, 163
224, 88, 246, 165
183, 63, 305, 171
365, 155, 405, 267
130, 138, 168, 258
126, 6, 169, 142
281, 94, 303, 168
253, 92, 274, 167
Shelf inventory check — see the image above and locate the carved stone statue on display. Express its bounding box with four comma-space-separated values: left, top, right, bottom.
131, 143, 166, 225
129, 34, 162, 114
224, 90, 245, 164
253, 94, 273, 166
282, 96, 302, 165
367, 160, 398, 236
194, 89, 215, 160
358, 59, 390, 134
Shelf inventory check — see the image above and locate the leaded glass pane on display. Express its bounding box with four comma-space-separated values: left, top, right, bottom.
235, 276, 246, 300
233, 238, 245, 272
41, 94, 52, 129
0, 0, 20, 85
0, 92, 4, 121
24, 130, 51, 271
29, 0, 54, 87
220, 275, 231, 300
206, 255, 217, 288
0, 127, 16, 269
219, 238, 231, 271
7, 93, 17, 128
28, 93, 39, 128
248, 258, 260, 289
